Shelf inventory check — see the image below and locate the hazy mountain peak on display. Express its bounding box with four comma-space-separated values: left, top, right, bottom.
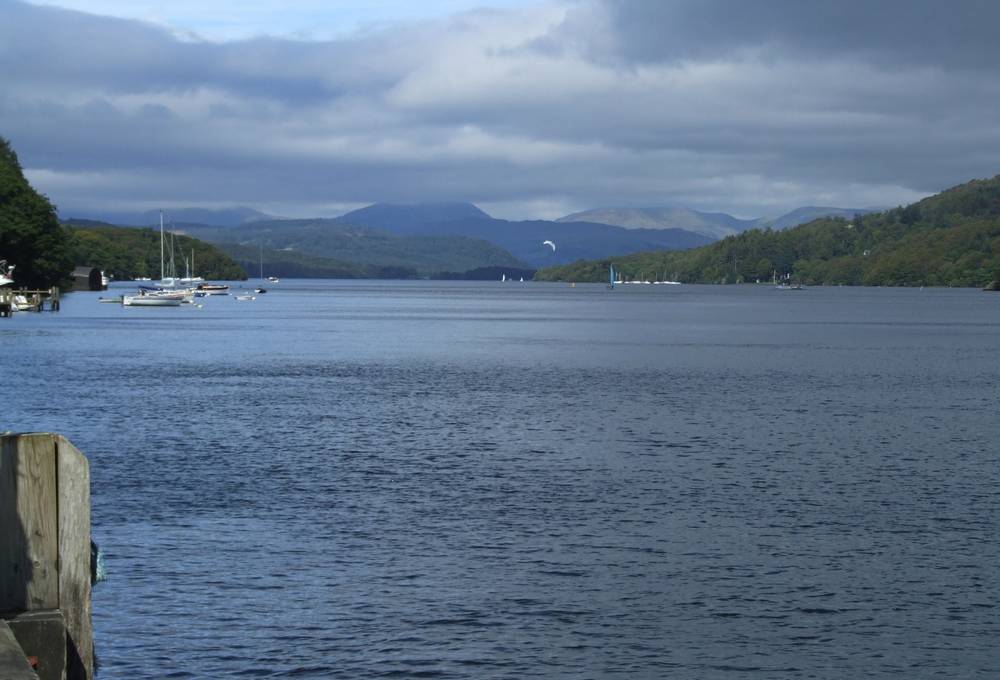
336, 202, 491, 229
557, 206, 758, 240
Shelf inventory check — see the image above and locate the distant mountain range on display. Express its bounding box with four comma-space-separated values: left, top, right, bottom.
331, 203, 713, 268
63, 201, 882, 277
558, 207, 758, 240
558, 205, 877, 240
176, 218, 526, 277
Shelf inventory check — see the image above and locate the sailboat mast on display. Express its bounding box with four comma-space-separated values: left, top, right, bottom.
159, 210, 165, 281
260, 243, 263, 281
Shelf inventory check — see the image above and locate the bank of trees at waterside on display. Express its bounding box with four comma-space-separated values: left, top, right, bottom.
0, 137, 76, 289
536, 176, 1000, 288
68, 221, 247, 281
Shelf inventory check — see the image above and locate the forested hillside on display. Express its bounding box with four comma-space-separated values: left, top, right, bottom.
67, 221, 247, 281
536, 176, 1000, 288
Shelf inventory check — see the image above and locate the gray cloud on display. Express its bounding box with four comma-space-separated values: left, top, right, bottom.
1, 0, 998, 220
591, 0, 1000, 70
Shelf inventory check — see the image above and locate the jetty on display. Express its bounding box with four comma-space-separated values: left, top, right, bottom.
0, 433, 93, 679
0, 288, 60, 317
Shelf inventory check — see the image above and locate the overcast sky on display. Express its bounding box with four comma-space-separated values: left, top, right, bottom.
2, 0, 998, 220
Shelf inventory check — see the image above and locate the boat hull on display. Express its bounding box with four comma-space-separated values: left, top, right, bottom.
123, 295, 182, 307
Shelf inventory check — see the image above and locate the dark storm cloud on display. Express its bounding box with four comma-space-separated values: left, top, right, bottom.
593, 0, 1000, 70
1, 0, 999, 219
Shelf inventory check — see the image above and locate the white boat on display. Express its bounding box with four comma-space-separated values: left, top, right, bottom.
137, 284, 195, 302
153, 211, 178, 287
0, 260, 15, 287
266, 276, 280, 283
180, 248, 204, 284
123, 294, 181, 307
12, 294, 38, 311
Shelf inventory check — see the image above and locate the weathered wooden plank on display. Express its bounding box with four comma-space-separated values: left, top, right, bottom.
56, 436, 92, 680
0, 436, 23, 610
0, 619, 38, 680
0, 434, 59, 612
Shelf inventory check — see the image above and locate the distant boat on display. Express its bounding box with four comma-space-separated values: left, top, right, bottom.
773, 270, 803, 290
608, 263, 615, 289
197, 283, 230, 295
12, 294, 38, 311
258, 243, 280, 283
180, 248, 204, 284
153, 211, 177, 288
122, 294, 181, 307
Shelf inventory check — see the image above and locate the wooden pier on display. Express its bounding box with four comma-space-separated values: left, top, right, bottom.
0, 288, 60, 317
1, 433, 93, 679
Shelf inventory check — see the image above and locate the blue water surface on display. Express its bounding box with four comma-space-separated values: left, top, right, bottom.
4, 280, 1000, 678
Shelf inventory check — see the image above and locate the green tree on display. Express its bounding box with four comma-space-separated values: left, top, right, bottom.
0, 137, 75, 288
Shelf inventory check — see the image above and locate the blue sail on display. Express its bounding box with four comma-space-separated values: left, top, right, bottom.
609, 264, 615, 289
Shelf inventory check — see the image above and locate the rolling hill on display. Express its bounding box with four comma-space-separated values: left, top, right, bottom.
557, 205, 878, 239
176, 218, 527, 277
535, 176, 1000, 288
65, 220, 247, 280
333, 203, 714, 267
557, 206, 759, 240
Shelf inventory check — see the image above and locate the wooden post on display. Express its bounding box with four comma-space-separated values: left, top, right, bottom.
0, 433, 93, 679
57, 437, 91, 679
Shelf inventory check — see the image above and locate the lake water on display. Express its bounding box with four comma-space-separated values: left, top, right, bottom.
4, 280, 1000, 678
